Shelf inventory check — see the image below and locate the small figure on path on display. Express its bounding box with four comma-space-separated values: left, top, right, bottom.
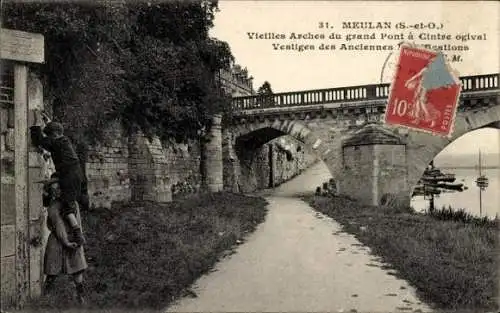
41, 173, 88, 305
30, 110, 86, 246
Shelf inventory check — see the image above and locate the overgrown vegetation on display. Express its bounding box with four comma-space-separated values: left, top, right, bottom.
27, 193, 268, 311
429, 205, 498, 226
3, 0, 234, 147
305, 195, 499, 311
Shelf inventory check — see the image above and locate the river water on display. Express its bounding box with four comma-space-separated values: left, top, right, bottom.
411, 168, 500, 219
281, 162, 499, 219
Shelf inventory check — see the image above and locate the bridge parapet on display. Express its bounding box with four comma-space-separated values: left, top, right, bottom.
232, 73, 499, 111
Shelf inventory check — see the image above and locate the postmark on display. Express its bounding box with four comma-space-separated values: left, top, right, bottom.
384, 43, 461, 137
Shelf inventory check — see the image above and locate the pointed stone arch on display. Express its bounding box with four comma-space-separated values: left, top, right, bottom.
405, 104, 500, 197
233, 118, 336, 171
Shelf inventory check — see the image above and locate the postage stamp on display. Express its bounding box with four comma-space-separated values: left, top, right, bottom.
384, 43, 461, 137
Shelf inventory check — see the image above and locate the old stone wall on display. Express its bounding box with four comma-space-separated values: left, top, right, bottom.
272, 138, 318, 186
376, 145, 407, 203
85, 123, 130, 209
340, 145, 376, 204
85, 127, 202, 208
234, 135, 318, 193
340, 143, 408, 206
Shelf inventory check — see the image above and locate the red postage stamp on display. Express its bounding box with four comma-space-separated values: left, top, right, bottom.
384, 44, 461, 137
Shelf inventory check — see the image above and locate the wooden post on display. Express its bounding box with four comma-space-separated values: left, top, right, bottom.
14, 63, 29, 308
1, 27, 45, 309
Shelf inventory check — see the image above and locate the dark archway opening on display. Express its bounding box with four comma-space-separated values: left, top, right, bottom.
235, 127, 285, 155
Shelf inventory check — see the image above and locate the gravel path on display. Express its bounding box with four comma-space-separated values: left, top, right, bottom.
166, 163, 431, 313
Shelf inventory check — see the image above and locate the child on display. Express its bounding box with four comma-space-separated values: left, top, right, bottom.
43, 173, 78, 249
31, 110, 85, 246
42, 173, 88, 305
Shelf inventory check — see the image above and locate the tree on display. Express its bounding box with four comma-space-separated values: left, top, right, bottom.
257, 81, 273, 95
257, 81, 274, 107
2, 0, 235, 145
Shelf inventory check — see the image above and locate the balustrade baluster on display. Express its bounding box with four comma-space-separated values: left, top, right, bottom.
231, 74, 499, 111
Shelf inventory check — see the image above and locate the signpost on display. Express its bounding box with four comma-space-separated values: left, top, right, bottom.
1, 28, 45, 64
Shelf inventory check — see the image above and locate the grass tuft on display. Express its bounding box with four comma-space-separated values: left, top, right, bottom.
428, 205, 498, 226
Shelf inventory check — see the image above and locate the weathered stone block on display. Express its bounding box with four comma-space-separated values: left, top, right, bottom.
5, 128, 14, 151
1, 225, 15, 257
1, 183, 15, 225
0, 133, 5, 153
28, 220, 42, 297
1, 107, 9, 133
1, 255, 16, 308
7, 107, 14, 128
28, 167, 44, 221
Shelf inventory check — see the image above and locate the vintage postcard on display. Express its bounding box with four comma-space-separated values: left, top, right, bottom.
0, 1, 498, 313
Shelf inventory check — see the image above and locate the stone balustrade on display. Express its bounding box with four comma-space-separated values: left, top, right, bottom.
232, 73, 499, 111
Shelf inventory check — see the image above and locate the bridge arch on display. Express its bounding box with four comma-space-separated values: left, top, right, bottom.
405, 105, 500, 197
230, 73, 499, 204
232, 118, 329, 160
233, 119, 321, 150
230, 105, 500, 204
231, 118, 340, 189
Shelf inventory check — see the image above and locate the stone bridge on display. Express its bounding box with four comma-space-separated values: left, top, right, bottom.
224, 73, 500, 206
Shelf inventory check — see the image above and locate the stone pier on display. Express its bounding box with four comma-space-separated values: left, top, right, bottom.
203, 114, 224, 192
339, 123, 408, 207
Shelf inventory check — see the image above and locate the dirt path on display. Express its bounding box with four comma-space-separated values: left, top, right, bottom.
166, 163, 431, 313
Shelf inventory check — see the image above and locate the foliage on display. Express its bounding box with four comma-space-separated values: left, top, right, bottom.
257, 81, 273, 95
2, 0, 234, 146
256, 81, 274, 107
429, 205, 497, 226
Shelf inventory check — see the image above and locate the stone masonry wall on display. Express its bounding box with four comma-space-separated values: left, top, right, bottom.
235, 144, 269, 193
271, 137, 318, 187
376, 145, 408, 204
340, 145, 375, 205
235, 135, 318, 193
85, 123, 130, 209
87, 127, 202, 208
340, 143, 408, 206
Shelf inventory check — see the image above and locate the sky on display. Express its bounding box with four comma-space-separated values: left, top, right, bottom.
210, 0, 499, 156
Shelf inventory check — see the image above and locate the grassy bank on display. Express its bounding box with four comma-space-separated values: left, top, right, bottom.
305, 195, 499, 312
31, 192, 268, 311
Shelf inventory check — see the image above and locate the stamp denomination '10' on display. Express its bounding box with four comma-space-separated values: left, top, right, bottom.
384, 44, 461, 137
